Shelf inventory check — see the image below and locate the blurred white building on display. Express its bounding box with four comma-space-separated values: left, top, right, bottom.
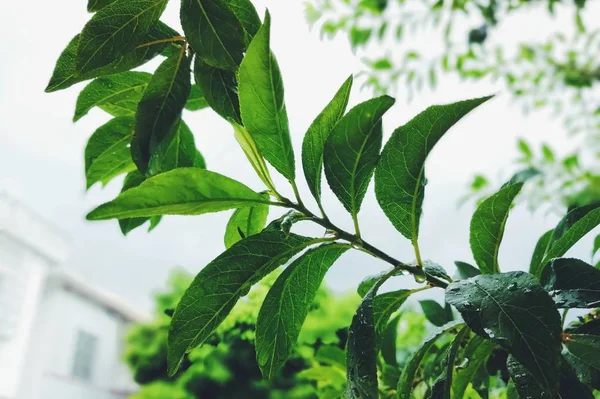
0, 192, 144, 399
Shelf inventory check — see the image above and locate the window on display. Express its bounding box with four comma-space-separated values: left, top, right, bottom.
71, 330, 98, 382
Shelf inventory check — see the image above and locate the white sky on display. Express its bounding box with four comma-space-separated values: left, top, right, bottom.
0, 0, 597, 311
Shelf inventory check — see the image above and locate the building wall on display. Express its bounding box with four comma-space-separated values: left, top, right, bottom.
19, 283, 137, 399
0, 233, 49, 399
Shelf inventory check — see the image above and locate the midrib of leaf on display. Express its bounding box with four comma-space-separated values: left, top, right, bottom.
349, 121, 378, 217
90, 131, 132, 166
151, 47, 186, 136
97, 158, 136, 185
267, 53, 291, 178
177, 237, 329, 351
79, 0, 165, 71
474, 280, 550, 390
411, 166, 425, 251
194, 0, 236, 66
93, 198, 275, 219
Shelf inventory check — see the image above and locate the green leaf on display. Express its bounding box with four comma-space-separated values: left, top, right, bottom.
228, 0, 261, 44
541, 202, 600, 270
86, 168, 268, 220
224, 195, 269, 248
180, 0, 246, 70
518, 138, 533, 160
193, 58, 241, 123
88, 0, 117, 12
454, 261, 480, 279
76, 0, 168, 74
46, 23, 179, 92
375, 96, 492, 240
594, 234, 600, 258
84, 117, 136, 189
185, 85, 209, 111
540, 258, 600, 308
74, 71, 151, 121
302, 76, 353, 207
430, 325, 470, 399
381, 314, 401, 367
373, 289, 413, 344
316, 345, 346, 367
564, 333, 600, 374
147, 120, 199, 176
508, 355, 595, 399
529, 229, 554, 278
419, 300, 452, 327
423, 260, 452, 282
356, 270, 394, 298
118, 170, 155, 235
132, 49, 192, 173
238, 12, 295, 180
256, 244, 349, 378
323, 96, 395, 217
470, 183, 523, 274
452, 336, 495, 399
396, 321, 464, 399
167, 230, 316, 375
446, 272, 562, 395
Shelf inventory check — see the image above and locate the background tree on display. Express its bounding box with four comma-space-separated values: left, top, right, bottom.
306, 0, 600, 211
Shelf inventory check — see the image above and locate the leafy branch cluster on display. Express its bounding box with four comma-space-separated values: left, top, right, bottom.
47, 0, 600, 397
307, 0, 600, 213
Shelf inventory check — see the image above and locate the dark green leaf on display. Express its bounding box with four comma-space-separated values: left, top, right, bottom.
88, 0, 117, 12
452, 336, 495, 399
356, 270, 395, 298
541, 258, 600, 308
324, 96, 395, 217
315, 345, 346, 367
470, 183, 523, 274
373, 289, 413, 344
167, 230, 317, 375
238, 12, 295, 180
529, 229, 554, 278
508, 355, 595, 399
185, 85, 209, 111
132, 49, 191, 173
419, 300, 452, 327
118, 170, 154, 235
446, 272, 562, 395
224, 194, 269, 248
430, 326, 470, 399
375, 96, 492, 240
302, 76, 353, 207
228, 0, 261, 44
564, 333, 600, 388
180, 0, 246, 70
76, 0, 168, 74
74, 71, 151, 121
193, 58, 241, 123
346, 270, 398, 398
396, 321, 464, 399
147, 120, 199, 175
506, 355, 546, 399
46, 23, 179, 92
423, 260, 452, 282
256, 244, 349, 378
454, 261, 480, 279
84, 117, 136, 189
86, 168, 269, 220
541, 202, 600, 269
381, 314, 401, 367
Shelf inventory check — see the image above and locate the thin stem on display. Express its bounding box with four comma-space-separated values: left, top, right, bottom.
412, 237, 424, 267
352, 215, 362, 239
282, 200, 448, 289
290, 180, 305, 209
135, 36, 187, 49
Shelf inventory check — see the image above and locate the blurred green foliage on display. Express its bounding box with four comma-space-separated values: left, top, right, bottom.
307, 0, 599, 212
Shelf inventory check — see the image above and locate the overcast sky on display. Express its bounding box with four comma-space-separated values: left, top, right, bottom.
0, 0, 597, 312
